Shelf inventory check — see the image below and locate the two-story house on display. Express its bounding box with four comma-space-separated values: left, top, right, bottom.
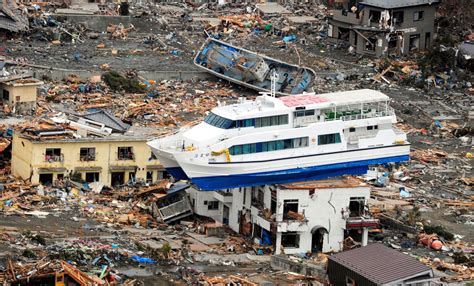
187, 176, 378, 254
328, 0, 440, 57
11, 111, 166, 186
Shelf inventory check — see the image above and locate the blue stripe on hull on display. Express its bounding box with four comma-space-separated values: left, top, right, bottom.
190, 155, 409, 190
166, 167, 189, 180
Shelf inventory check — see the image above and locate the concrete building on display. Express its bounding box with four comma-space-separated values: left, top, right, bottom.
328, 0, 440, 57
11, 111, 166, 186
0, 77, 43, 113
187, 177, 378, 254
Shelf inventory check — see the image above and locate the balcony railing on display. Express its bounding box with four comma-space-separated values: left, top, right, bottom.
117, 152, 135, 161
159, 199, 192, 221
44, 154, 64, 163
79, 152, 97, 161
331, 9, 363, 25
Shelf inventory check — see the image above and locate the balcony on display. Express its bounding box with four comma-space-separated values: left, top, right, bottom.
158, 199, 193, 223
331, 9, 362, 25
44, 154, 64, 163
213, 191, 233, 204
346, 216, 379, 229
251, 206, 273, 231
117, 152, 135, 161
276, 212, 309, 232
79, 152, 97, 162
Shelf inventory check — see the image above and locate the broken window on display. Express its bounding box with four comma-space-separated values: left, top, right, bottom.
85, 172, 99, 183
283, 199, 299, 220
146, 171, 153, 183
409, 34, 421, 51
80, 147, 96, 161
392, 11, 404, 24
349, 197, 366, 217
2, 89, 9, 101
39, 173, 53, 185
117, 147, 134, 160
208, 201, 219, 210
364, 36, 376, 51
45, 148, 62, 162
281, 232, 300, 248
413, 11, 424, 21
369, 10, 381, 23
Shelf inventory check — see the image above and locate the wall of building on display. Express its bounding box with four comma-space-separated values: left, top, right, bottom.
11, 133, 163, 186
187, 187, 223, 222
275, 186, 370, 254
0, 84, 37, 104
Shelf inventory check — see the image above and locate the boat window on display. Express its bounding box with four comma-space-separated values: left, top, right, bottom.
318, 133, 342, 145
229, 137, 309, 156
295, 109, 315, 117
349, 127, 356, 132
255, 114, 289, 127
204, 112, 234, 129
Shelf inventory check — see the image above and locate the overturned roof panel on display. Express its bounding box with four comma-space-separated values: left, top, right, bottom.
83, 110, 130, 132
0, 0, 28, 32
360, 0, 440, 9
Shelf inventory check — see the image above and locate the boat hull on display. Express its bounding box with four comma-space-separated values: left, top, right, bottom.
194, 38, 316, 96
148, 143, 189, 180
190, 155, 409, 190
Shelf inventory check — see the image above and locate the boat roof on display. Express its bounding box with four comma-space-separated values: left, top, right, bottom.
213, 89, 390, 120
280, 89, 389, 108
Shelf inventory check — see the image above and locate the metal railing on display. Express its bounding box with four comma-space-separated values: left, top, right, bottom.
159, 199, 191, 221
117, 152, 135, 161
79, 152, 97, 162
44, 154, 64, 163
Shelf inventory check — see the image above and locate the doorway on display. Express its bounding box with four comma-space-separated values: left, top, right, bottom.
311, 227, 328, 253
223, 205, 230, 225
111, 172, 125, 186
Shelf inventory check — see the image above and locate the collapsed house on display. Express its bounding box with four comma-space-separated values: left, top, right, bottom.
328, 0, 440, 57
0, 0, 28, 33
187, 177, 378, 254
0, 76, 43, 113
11, 111, 168, 186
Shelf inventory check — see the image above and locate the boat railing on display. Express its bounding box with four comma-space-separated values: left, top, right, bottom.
340, 108, 395, 121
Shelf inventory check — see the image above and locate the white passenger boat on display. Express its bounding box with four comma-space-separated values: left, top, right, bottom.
148, 89, 410, 190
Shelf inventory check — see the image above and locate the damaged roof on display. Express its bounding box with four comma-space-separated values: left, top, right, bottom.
0, 0, 28, 32
83, 110, 130, 132
328, 243, 433, 284
360, 0, 440, 9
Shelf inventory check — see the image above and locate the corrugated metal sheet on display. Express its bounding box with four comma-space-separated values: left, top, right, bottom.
328, 243, 432, 285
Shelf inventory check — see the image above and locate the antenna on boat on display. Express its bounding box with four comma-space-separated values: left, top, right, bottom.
270, 70, 278, 98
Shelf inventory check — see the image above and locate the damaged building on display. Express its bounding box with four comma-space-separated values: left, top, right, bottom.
11, 111, 168, 186
0, 76, 43, 113
328, 0, 440, 57
0, 0, 28, 33
187, 177, 378, 254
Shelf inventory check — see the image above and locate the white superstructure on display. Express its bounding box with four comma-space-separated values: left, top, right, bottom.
148, 89, 409, 190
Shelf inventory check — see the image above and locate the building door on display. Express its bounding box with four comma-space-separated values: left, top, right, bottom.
425, 32, 431, 49
39, 173, 53, 185
223, 205, 230, 225
85, 172, 100, 183
128, 172, 136, 183
311, 227, 328, 253
111, 172, 125, 186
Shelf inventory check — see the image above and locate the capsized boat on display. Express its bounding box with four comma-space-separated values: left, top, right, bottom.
194, 37, 316, 96
148, 89, 410, 190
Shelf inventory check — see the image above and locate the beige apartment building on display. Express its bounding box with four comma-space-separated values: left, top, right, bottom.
11, 112, 166, 186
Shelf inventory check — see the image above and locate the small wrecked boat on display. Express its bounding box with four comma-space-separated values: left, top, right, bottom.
194, 37, 316, 96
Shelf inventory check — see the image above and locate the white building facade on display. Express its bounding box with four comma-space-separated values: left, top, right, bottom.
187, 177, 378, 254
